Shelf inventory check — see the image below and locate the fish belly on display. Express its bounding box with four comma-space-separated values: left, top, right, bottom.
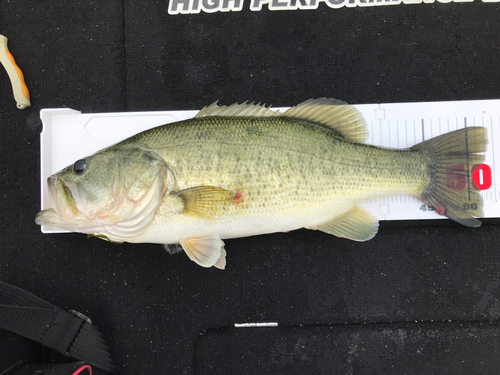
135, 202, 354, 244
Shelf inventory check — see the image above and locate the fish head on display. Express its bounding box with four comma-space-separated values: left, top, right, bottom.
36, 146, 170, 239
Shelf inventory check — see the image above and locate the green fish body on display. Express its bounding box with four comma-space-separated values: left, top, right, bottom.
36, 99, 487, 269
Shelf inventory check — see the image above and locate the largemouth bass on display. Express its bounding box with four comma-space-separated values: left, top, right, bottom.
36, 99, 487, 269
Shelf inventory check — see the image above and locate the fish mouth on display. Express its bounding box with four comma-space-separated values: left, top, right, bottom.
36, 175, 82, 228
35, 208, 60, 226
47, 175, 81, 220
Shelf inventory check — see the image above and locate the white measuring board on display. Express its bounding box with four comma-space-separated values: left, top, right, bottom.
39, 99, 500, 233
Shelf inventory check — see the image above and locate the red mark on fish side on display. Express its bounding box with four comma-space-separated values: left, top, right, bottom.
435, 206, 446, 216
234, 190, 243, 204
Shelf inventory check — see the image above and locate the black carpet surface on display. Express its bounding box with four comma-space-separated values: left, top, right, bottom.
1, 1, 500, 373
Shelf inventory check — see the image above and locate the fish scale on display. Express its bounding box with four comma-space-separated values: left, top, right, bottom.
128, 116, 430, 243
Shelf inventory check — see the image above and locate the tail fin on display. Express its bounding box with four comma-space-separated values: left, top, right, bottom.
411, 127, 488, 227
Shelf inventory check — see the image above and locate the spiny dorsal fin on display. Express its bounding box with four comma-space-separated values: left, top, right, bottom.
195, 101, 282, 118
283, 98, 368, 143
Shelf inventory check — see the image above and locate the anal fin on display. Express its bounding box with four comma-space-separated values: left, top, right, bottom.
308, 205, 379, 242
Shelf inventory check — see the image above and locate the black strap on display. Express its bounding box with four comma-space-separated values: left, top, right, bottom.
0, 282, 114, 372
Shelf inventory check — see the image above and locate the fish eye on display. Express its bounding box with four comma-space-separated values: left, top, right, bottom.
73, 159, 87, 174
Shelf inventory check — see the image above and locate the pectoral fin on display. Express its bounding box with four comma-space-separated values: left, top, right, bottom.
308, 205, 379, 242
180, 234, 226, 269
176, 186, 235, 219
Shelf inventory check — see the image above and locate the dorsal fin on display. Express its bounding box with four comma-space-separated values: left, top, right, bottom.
195, 101, 282, 118
283, 98, 368, 143
196, 98, 368, 143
